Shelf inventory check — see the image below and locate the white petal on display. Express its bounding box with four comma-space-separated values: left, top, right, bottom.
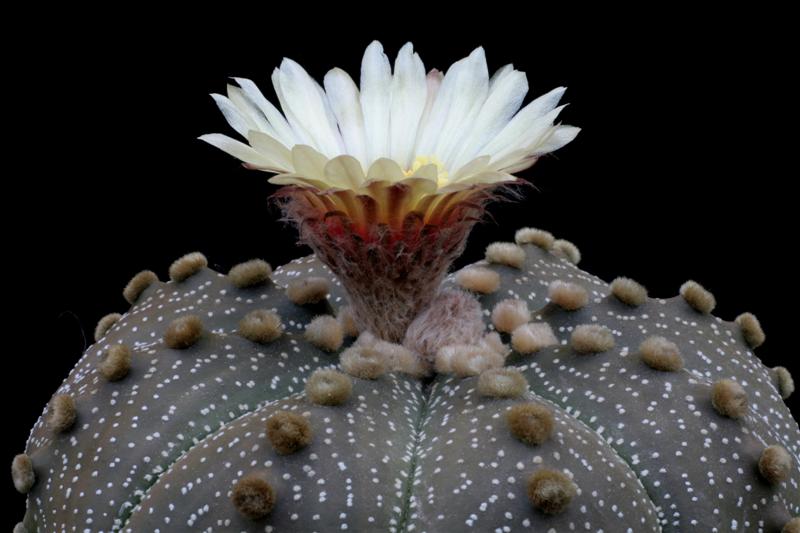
268, 173, 331, 189
488, 105, 567, 170
291, 144, 329, 181
530, 125, 581, 155
413, 69, 443, 158
210, 94, 252, 138
360, 41, 392, 165
227, 85, 273, 135
233, 77, 297, 147
481, 86, 566, 158
278, 59, 344, 157
199, 133, 280, 170
489, 64, 514, 89
450, 155, 491, 182
272, 68, 314, 147
414, 58, 467, 159
324, 155, 367, 189
366, 158, 405, 183
247, 130, 293, 171
432, 47, 490, 168
450, 68, 528, 170
438, 171, 516, 192
324, 68, 368, 168
389, 42, 427, 170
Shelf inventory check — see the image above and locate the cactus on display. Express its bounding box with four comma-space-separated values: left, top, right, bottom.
11, 240, 799, 531
12, 41, 799, 532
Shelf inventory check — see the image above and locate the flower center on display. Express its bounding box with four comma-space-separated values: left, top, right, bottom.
404, 155, 450, 187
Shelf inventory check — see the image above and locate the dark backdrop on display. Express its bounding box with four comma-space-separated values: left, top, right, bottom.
5, 9, 797, 525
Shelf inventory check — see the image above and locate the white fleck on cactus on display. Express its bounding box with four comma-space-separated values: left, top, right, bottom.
12, 41, 799, 532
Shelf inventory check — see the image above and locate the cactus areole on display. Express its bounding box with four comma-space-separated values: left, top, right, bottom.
13, 42, 798, 532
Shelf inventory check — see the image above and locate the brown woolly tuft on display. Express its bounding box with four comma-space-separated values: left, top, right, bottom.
480, 331, 508, 356
511, 323, 558, 354
491, 298, 531, 333
48, 394, 76, 433
478, 368, 529, 399
123, 270, 158, 304
548, 280, 589, 311
228, 259, 272, 288
610, 277, 648, 306
266, 410, 313, 455
679, 280, 716, 314
758, 444, 793, 485
287, 277, 330, 305
11, 454, 35, 494
164, 315, 203, 349
783, 517, 800, 533
506, 403, 555, 445
238, 310, 283, 344
515, 227, 555, 249
435, 344, 505, 376
169, 252, 207, 282
94, 312, 122, 342
98, 344, 132, 381
231, 474, 276, 520
551, 239, 581, 265
711, 379, 748, 419
485, 242, 526, 269
340, 344, 388, 379
735, 312, 765, 348
570, 324, 614, 354
304, 315, 344, 352
337, 306, 359, 337
527, 468, 577, 515
772, 366, 795, 400
372, 339, 430, 377
455, 266, 501, 294
639, 336, 683, 372
403, 289, 485, 362
305, 368, 352, 406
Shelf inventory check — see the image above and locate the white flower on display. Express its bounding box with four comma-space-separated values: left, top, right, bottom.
200, 41, 579, 193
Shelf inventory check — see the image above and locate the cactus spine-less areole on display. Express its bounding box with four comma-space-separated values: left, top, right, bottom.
12, 41, 799, 532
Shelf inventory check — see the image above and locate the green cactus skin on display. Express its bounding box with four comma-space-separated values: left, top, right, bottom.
14, 231, 799, 532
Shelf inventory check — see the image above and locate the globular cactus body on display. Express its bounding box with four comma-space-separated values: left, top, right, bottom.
14, 234, 799, 532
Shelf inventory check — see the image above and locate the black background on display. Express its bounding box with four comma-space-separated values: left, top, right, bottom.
5, 9, 797, 526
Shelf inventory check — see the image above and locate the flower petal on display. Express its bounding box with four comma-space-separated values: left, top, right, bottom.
324, 154, 367, 189
324, 68, 368, 168
272, 68, 315, 147
450, 68, 528, 170
360, 41, 392, 165
390, 42, 427, 170
366, 157, 405, 183
268, 173, 331, 189
233, 77, 297, 147
530, 125, 581, 155
434, 47, 489, 169
247, 130, 293, 172
210, 94, 252, 138
278, 59, 344, 158
291, 144, 330, 181
450, 155, 492, 182
227, 84, 273, 135
199, 133, 281, 170
487, 103, 568, 168
481, 86, 567, 158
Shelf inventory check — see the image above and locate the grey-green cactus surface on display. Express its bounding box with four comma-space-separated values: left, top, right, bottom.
13, 229, 799, 532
